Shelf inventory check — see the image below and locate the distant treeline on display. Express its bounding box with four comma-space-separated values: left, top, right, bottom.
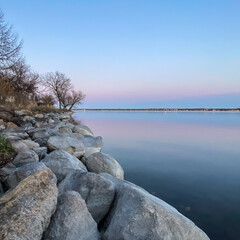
75, 108, 240, 112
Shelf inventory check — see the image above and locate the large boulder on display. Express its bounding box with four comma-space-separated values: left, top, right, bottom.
85, 152, 124, 179
43, 191, 100, 240
13, 150, 39, 167
100, 174, 210, 240
58, 170, 115, 223
47, 134, 85, 158
6, 162, 50, 189
81, 136, 103, 157
72, 124, 94, 136
42, 150, 87, 182
0, 169, 58, 240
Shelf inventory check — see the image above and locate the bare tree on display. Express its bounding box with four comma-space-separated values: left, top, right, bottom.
7, 58, 39, 98
42, 71, 72, 109
0, 11, 22, 71
61, 90, 86, 110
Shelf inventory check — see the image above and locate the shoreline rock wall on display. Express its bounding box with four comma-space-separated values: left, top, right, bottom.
0, 109, 210, 240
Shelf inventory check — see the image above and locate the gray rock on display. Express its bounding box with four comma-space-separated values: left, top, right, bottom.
28, 127, 46, 137
47, 134, 85, 158
23, 115, 36, 125
73, 124, 94, 136
58, 113, 71, 120
100, 174, 210, 240
82, 136, 103, 157
43, 191, 100, 240
42, 150, 87, 182
59, 126, 72, 133
55, 122, 75, 130
47, 134, 103, 158
22, 122, 33, 129
20, 139, 40, 149
4, 135, 22, 141
35, 121, 48, 128
32, 129, 51, 146
86, 152, 124, 179
0, 163, 16, 179
6, 162, 50, 188
33, 147, 48, 160
11, 141, 30, 152
48, 118, 54, 124
13, 150, 39, 167
58, 170, 115, 223
3, 129, 29, 140
0, 169, 58, 240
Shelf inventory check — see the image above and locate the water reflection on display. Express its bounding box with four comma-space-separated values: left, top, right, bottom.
73, 111, 240, 240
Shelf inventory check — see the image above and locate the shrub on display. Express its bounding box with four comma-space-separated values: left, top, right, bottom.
0, 134, 15, 168
30, 105, 59, 113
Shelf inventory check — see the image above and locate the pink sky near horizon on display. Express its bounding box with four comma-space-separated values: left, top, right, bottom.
78, 84, 240, 102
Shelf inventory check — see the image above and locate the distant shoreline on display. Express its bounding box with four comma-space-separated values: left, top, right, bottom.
74, 108, 240, 112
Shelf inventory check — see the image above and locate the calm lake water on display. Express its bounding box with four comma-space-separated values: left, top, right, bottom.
73, 111, 240, 240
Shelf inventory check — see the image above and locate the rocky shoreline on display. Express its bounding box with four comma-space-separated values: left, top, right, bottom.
0, 110, 210, 240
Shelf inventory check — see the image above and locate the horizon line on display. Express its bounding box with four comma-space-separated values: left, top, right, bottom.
73, 108, 240, 112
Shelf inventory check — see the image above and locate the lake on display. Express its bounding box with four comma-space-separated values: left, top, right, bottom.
73, 111, 240, 240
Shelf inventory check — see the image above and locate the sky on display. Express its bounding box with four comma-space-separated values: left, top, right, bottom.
1, 0, 240, 108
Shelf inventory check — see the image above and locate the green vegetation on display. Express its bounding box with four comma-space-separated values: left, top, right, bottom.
0, 134, 15, 168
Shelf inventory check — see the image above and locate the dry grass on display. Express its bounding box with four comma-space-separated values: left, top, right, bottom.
30, 105, 60, 113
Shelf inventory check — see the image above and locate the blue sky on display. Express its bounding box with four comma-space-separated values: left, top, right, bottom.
1, 0, 240, 108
